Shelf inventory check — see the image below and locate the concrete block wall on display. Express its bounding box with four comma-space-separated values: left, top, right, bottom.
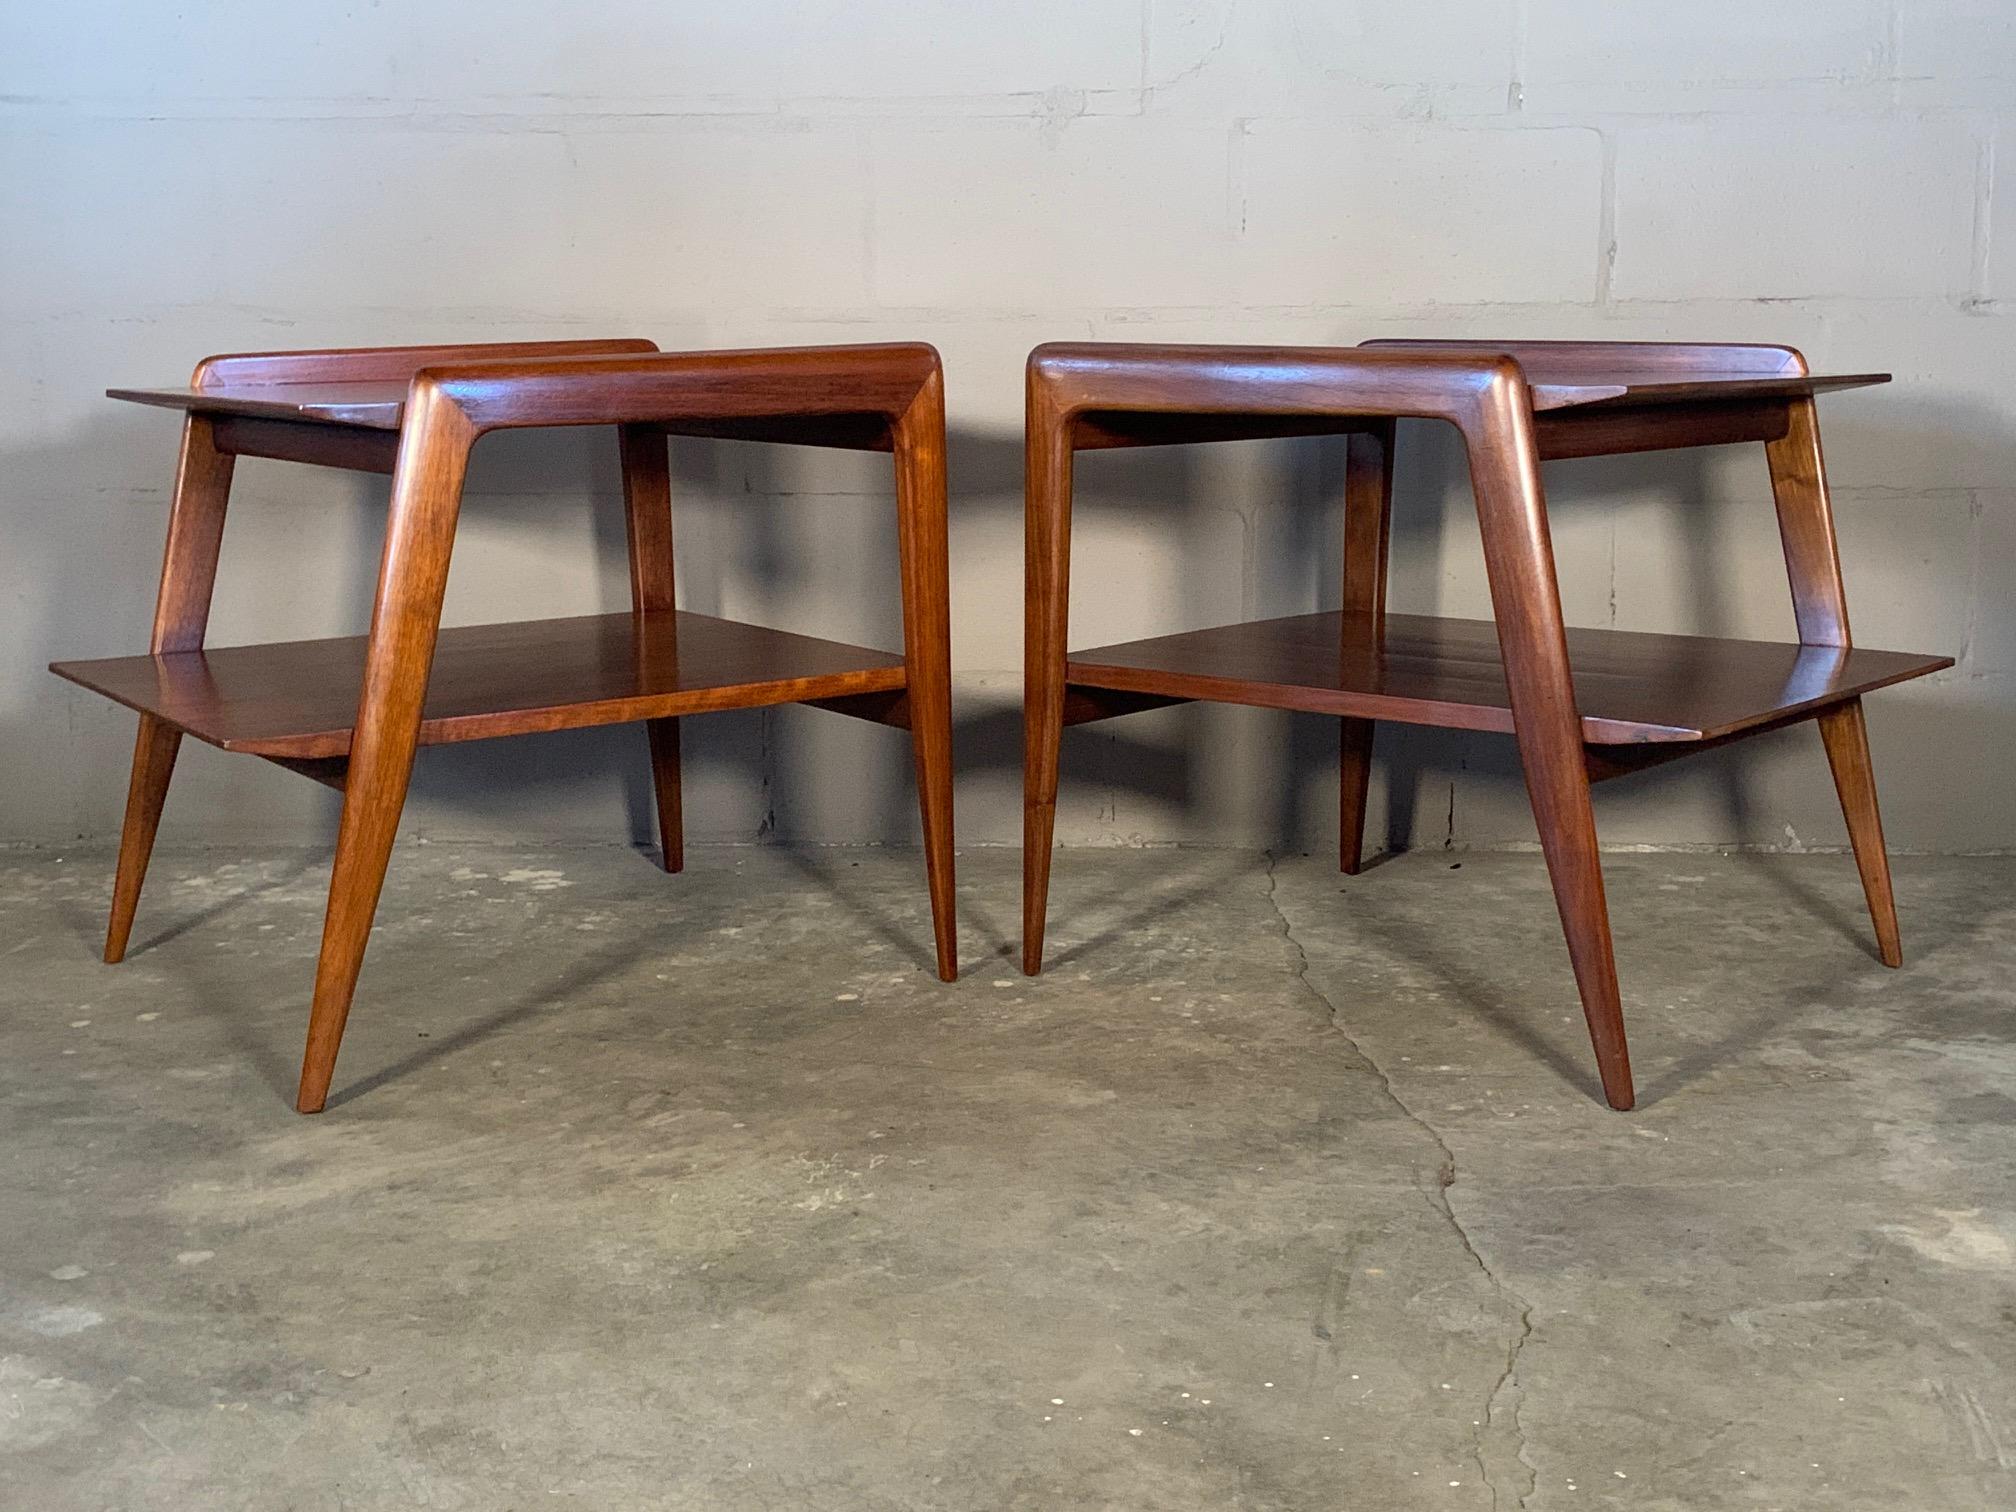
4, 2, 2011, 853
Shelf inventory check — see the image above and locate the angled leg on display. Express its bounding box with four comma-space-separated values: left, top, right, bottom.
105, 414, 236, 963
1766, 397, 1903, 966
1817, 699, 1902, 967
1463, 386, 1633, 1110
1338, 719, 1376, 875
1021, 383, 1074, 974
641, 719, 683, 872
105, 719, 185, 963
894, 373, 958, 981
1339, 420, 1394, 874
297, 391, 476, 1113
619, 423, 683, 873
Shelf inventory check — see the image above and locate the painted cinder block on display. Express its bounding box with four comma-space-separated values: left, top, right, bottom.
3, 121, 878, 316
1790, 310, 2016, 492
1521, 0, 1891, 112
1144, 0, 1520, 117
1611, 118, 1980, 300
1237, 122, 1605, 306
868, 119, 1239, 310
1989, 118, 2016, 304
1, 1, 1147, 109
1894, 0, 2016, 107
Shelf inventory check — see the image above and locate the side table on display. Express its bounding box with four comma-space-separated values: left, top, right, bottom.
52, 339, 957, 1112
1021, 339, 1950, 1109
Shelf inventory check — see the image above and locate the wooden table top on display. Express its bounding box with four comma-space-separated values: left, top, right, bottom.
1522, 373, 1889, 412
107, 369, 1890, 432
109, 380, 413, 429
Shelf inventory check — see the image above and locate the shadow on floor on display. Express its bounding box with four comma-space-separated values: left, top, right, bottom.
324, 932, 661, 1111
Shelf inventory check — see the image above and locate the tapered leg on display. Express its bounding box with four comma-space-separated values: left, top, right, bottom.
1464, 384, 1633, 1109
1525, 757, 1634, 1109
643, 718, 684, 874
1765, 397, 1904, 965
894, 374, 958, 981
297, 392, 475, 1113
105, 413, 236, 962
1338, 718, 1376, 876
104, 718, 183, 963
296, 728, 424, 1114
1021, 384, 1074, 974
1817, 699, 1903, 967
1339, 421, 1394, 874
619, 423, 683, 873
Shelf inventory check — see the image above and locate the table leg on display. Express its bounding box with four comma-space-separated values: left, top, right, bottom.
105, 719, 185, 963
1818, 699, 1902, 967
619, 423, 683, 873
1339, 421, 1393, 875
1021, 386, 1073, 975
297, 392, 475, 1113
895, 373, 957, 981
1766, 397, 1903, 966
1464, 385, 1634, 1110
105, 414, 235, 963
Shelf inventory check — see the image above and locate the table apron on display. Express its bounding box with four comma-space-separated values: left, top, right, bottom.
211, 414, 401, 474
1535, 397, 1792, 461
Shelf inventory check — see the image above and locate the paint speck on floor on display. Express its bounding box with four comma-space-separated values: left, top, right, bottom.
499, 868, 572, 891
20, 1303, 103, 1337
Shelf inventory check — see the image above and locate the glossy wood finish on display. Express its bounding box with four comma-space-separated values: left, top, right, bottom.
1066, 613, 1947, 743
64, 339, 955, 1113
1023, 339, 1939, 1110
108, 342, 927, 455
1765, 395, 1905, 968
891, 365, 959, 982
209, 414, 402, 474
102, 412, 236, 965
1358, 337, 1811, 381
1338, 422, 1393, 874
620, 422, 684, 874
52, 611, 911, 757
112, 380, 415, 429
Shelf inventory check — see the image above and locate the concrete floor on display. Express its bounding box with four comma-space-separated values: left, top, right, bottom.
1, 842, 2011, 1510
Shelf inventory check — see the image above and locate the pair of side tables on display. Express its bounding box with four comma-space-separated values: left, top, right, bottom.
50, 339, 1949, 1113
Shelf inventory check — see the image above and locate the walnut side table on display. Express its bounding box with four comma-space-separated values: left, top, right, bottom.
1021, 339, 1950, 1109
52, 339, 957, 1113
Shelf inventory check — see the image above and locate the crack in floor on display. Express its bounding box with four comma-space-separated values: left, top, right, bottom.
1262, 850, 1539, 1510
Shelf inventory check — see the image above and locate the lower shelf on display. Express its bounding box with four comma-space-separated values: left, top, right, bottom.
1067, 611, 1951, 744
51, 611, 908, 759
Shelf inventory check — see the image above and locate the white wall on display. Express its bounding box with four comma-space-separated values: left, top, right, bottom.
4, 2, 2012, 853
